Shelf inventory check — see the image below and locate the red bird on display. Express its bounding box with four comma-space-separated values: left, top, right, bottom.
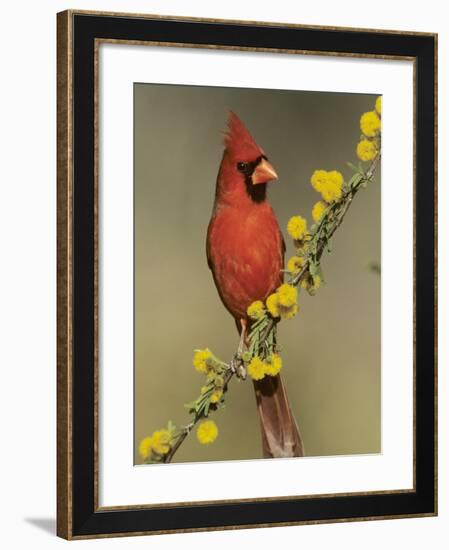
207, 112, 303, 458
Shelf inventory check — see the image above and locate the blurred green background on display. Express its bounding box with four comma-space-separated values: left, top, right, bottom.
134, 84, 381, 464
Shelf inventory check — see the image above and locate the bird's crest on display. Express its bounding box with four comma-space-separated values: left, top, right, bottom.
224, 111, 264, 160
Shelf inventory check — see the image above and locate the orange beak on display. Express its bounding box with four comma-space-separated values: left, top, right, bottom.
252, 158, 278, 185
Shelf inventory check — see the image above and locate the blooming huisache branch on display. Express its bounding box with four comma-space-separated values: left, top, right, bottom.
139, 96, 382, 464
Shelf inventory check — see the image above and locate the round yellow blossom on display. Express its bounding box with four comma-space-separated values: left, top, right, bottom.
301, 274, 322, 293
320, 176, 343, 203
210, 389, 223, 404
310, 170, 344, 204
356, 139, 377, 162
287, 215, 307, 241
327, 170, 344, 188
138, 436, 153, 460
151, 429, 172, 455
375, 96, 382, 115
266, 293, 280, 318
312, 201, 327, 223
360, 111, 381, 137
310, 170, 329, 192
192, 348, 212, 374
265, 353, 283, 376
279, 303, 299, 320
197, 420, 218, 445
247, 300, 265, 320
247, 356, 266, 380
277, 283, 298, 307
287, 255, 305, 274
321, 186, 341, 203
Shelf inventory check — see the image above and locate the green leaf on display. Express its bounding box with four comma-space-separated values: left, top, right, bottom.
249, 339, 257, 356
248, 326, 260, 339
347, 173, 362, 189
167, 420, 177, 435
347, 162, 360, 173
196, 400, 206, 417
252, 316, 267, 328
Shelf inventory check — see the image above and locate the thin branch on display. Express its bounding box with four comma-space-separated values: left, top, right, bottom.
163, 369, 234, 463
158, 154, 380, 464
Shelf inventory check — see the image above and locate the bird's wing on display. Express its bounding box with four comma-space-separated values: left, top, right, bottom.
206, 219, 214, 271
206, 244, 213, 271
280, 230, 286, 257
277, 228, 286, 277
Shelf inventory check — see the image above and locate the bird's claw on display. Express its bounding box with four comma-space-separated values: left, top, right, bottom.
231, 354, 247, 380
230, 356, 238, 373
237, 364, 247, 380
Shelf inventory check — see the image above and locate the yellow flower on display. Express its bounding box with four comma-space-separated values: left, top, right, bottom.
192, 348, 212, 374
360, 111, 381, 137
310, 170, 329, 192
312, 201, 327, 223
310, 170, 344, 203
277, 283, 297, 307
197, 420, 218, 444
265, 353, 283, 376
356, 139, 377, 162
247, 300, 265, 320
206, 371, 217, 383
210, 389, 223, 403
321, 187, 340, 203
266, 293, 280, 318
287, 215, 307, 241
320, 174, 343, 203
327, 170, 343, 188
138, 436, 153, 460
200, 385, 210, 395
301, 274, 322, 294
287, 255, 305, 274
375, 96, 382, 115
247, 356, 266, 380
151, 429, 172, 455
280, 303, 299, 320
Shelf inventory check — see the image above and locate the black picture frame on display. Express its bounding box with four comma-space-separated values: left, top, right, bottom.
57, 10, 437, 540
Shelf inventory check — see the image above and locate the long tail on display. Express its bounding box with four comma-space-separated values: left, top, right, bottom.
253, 374, 304, 458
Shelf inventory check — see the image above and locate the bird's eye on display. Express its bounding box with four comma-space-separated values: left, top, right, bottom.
237, 162, 249, 173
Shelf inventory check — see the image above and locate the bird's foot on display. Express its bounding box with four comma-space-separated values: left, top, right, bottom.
237, 318, 248, 357
231, 354, 247, 380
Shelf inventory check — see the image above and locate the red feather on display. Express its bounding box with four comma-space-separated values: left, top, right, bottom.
207, 112, 284, 321
224, 111, 265, 161
207, 201, 284, 321
206, 113, 303, 459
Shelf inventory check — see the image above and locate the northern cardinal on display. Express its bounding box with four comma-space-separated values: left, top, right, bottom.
206, 112, 304, 458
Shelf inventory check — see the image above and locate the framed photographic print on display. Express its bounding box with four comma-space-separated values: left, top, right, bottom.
57, 10, 437, 539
